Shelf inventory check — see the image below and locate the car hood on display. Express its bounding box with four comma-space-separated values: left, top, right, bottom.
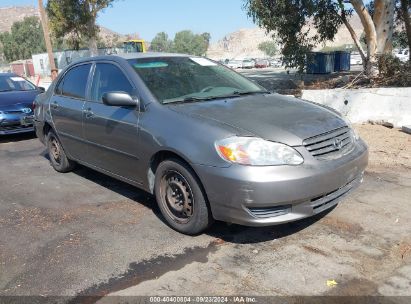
0, 90, 39, 110
169, 94, 346, 146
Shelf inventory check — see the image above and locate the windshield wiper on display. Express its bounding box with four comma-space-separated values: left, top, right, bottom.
163, 96, 222, 104
0, 89, 13, 93
231, 90, 271, 96
163, 90, 270, 104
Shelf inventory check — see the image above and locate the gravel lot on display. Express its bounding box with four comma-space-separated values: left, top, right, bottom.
0, 124, 410, 302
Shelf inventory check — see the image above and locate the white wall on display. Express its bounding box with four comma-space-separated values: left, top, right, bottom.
301, 88, 411, 127
31, 48, 123, 77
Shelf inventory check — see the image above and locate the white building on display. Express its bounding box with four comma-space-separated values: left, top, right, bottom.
32, 48, 123, 77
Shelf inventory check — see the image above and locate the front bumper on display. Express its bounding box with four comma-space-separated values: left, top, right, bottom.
193, 139, 368, 226
0, 115, 35, 135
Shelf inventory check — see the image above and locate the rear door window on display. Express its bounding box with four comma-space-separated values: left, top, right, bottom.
58, 64, 91, 99
90, 63, 134, 102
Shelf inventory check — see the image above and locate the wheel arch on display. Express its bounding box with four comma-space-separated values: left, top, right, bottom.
43, 121, 52, 137
147, 150, 206, 199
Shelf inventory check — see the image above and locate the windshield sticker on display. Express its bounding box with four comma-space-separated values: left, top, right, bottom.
133, 62, 169, 69
190, 57, 217, 66
10, 77, 25, 82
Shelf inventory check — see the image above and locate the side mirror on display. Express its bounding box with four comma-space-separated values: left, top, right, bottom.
102, 92, 139, 107
38, 86, 46, 92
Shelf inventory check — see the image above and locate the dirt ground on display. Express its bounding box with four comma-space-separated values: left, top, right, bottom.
356, 124, 411, 172
0, 125, 410, 303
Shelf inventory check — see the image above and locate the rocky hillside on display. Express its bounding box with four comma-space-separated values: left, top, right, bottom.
0, 6, 39, 33
207, 15, 364, 60
207, 28, 274, 60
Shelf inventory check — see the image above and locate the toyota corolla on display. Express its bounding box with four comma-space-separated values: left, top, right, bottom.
34, 54, 368, 235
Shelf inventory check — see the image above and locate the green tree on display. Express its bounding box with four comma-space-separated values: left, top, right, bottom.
245, 0, 397, 77
150, 32, 173, 52
0, 43, 4, 63
0, 16, 46, 62
397, 0, 411, 61
393, 30, 408, 49
46, 0, 116, 55
201, 32, 211, 50
258, 41, 278, 57
172, 30, 210, 56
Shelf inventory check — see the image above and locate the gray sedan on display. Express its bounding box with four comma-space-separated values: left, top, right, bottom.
34, 53, 368, 234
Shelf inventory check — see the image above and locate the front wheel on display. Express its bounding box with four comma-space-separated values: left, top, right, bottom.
154, 159, 213, 235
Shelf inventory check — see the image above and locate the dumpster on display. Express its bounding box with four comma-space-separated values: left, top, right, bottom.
306, 52, 335, 74
334, 51, 351, 71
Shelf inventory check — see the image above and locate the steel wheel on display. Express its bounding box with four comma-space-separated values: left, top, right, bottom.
50, 137, 62, 165
155, 158, 213, 234
160, 170, 194, 224
46, 130, 75, 173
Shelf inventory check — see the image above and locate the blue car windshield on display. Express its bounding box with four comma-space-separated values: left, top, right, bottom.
128, 57, 266, 104
0, 75, 36, 92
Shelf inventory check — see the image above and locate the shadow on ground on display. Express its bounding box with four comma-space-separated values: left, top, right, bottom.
0, 132, 36, 143
69, 162, 329, 245
32, 140, 333, 303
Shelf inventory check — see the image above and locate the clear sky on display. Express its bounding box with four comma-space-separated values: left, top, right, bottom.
1, 0, 256, 42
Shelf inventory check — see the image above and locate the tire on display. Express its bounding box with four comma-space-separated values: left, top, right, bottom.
154, 158, 213, 235
46, 130, 76, 173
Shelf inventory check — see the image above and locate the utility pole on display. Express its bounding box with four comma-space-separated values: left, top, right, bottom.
38, 0, 57, 80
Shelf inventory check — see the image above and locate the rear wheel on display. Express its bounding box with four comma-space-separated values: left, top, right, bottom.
47, 130, 75, 173
154, 158, 213, 235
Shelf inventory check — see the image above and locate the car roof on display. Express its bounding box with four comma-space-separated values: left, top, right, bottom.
72, 52, 192, 65
0, 73, 17, 77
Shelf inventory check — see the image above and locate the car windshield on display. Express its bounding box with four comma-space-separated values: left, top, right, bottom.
128, 56, 267, 104
0, 75, 36, 92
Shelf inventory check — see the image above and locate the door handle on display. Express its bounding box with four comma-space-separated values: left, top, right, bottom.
83, 108, 94, 118
51, 101, 59, 110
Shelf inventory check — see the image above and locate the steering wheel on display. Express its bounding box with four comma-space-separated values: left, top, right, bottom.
200, 86, 215, 93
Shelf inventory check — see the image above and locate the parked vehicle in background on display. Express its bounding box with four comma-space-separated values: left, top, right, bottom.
34, 53, 368, 235
0, 73, 45, 135
350, 53, 363, 65
226, 60, 242, 69
242, 59, 255, 69
123, 39, 146, 53
255, 59, 270, 68
395, 49, 409, 62
270, 59, 282, 67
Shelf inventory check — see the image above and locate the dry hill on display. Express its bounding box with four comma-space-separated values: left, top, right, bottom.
207, 15, 364, 60
0, 6, 39, 33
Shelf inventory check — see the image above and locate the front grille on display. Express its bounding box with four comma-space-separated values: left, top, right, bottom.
0, 124, 33, 132
311, 177, 359, 214
248, 205, 292, 219
2, 110, 24, 114
303, 127, 354, 160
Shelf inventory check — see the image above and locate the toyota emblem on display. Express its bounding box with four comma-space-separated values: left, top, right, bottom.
22, 108, 32, 114
333, 138, 343, 150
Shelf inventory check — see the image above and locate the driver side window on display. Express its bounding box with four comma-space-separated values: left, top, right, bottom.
91, 63, 134, 102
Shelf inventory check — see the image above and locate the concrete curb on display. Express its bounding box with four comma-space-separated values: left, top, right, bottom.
402, 125, 411, 134
301, 87, 411, 128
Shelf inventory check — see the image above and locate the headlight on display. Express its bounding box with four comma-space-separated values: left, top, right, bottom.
215, 137, 304, 166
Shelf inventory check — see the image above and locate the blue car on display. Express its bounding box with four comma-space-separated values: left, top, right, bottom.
0, 73, 45, 135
